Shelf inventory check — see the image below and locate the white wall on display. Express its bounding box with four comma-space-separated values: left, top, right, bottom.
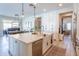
74, 4, 79, 40
22, 7, 73, 40
0, 20, 3, 36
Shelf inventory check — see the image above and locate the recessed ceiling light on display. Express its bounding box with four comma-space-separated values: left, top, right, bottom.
58, 3, 63, 7
33, 3, 37, 6
43, 9, 46, 12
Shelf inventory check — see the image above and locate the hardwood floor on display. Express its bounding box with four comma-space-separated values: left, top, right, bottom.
64, 35, 75, 56
44, 45, 66, 56
52, 35, 76, 56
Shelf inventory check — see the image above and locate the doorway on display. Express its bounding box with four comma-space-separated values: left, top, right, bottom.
59, 11, 76, 55
62, 16, 72, 36
59, 11, 73, 35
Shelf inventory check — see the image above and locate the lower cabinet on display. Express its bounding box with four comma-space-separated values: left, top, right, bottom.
9, 37, 14, 55
42, 34, 52, 54
13, 39, 20, 56
9, 37, 43, 56
32, 39, 42, 56
19, 41, 32, 56
76, 46, 79, 56
9, 37, 20, 56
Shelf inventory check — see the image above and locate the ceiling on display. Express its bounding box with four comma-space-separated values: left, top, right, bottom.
0, 3, 73, 17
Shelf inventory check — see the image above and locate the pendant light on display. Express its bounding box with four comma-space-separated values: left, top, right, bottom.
29, 3, 36, 19
21, 3, 24, 18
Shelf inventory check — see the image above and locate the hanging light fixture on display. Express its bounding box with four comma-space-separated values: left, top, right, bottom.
21, 3, 24, 17
29, 3, 36, 19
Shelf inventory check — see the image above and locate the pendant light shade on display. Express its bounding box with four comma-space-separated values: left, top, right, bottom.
29, 3, 36, 18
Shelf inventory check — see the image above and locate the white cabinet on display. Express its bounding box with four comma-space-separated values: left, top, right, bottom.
9, 37, 14, 55
43, 34, 52, 54
13, 39, 20, 56
9, 37, 20, 56
19, 41, 32, 56
9, 36, 43, 56
76, 46, 79, 56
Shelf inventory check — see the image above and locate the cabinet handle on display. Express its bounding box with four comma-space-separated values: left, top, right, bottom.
15, 41, 17, 43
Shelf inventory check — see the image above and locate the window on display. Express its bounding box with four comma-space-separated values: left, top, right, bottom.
67, 23, 71, 30
3, 22, 12, 30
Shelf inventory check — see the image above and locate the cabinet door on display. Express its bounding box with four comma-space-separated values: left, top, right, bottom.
9, 37, 20, 56
19, 41, 29, 56
32, 39, 42, 56
9, 37, 14, 55
13, 39, 20, 56
76, 46, 79, 56
43, 35, 52, 54
43, 35, 49, 54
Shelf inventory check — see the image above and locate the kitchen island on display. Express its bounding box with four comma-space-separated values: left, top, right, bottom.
8, 33, 43, 56
8, 32, 53, 56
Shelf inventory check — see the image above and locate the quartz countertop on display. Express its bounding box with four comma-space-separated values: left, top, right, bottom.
9, 33, 43, 44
